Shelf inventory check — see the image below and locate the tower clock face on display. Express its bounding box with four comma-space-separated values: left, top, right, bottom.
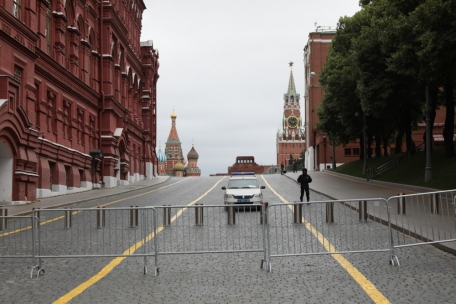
287, 116, 298, 128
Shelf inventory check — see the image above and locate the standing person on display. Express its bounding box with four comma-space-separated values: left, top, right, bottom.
280, 163, 284, 175
293, 161, 297, 173
297, 168, 312, 202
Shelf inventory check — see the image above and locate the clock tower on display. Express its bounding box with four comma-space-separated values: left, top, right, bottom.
276, 62, 306, 170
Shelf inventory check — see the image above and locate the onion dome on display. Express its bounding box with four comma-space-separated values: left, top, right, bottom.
157, 146, 167, 163
173, 159, 185, 171
187, 144, 199, 160
171, 109, 177, 118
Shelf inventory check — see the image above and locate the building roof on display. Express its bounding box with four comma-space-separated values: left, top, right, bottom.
157, 146, 167, 163
187, 144, 199, 160
173, 159, 185, 171
166, 110, 181, 144
284, 65, 300, 99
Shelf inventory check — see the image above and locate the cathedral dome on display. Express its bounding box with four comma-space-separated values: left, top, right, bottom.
187, 145, 199, 160
157, 147, 167, 163
173, 159, 185, 171
171, 110, 177, 118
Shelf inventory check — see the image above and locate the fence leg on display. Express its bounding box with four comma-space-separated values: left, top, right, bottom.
260, 202, 268, 225
195, 204, 203, 226
293, 203, 302, 224
430, 193, 440, 214
130, 206, 139, 227
97, 206, 105, 228
397, 193, 406, 215
64, 207, 72, 229
326, 202, 334, 223
359, 200, 368, 222
163, 205, 171, 226
227, 204, 235, 225
0, 208, 7, 231
33, 208, 40, 230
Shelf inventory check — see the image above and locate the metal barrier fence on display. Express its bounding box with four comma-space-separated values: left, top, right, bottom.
0, 214, 41, 277
265, 199, 397, 272
153, 204, 267, 268
388, 190, 456, 250
32, 206, 158, 276
1, 190, 456, 278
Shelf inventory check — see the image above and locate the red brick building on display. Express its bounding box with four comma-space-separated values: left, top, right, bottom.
304, 28, 347, 171
0, 0, 159, 203
228, 156, 269, 175
276, 63, 306, 169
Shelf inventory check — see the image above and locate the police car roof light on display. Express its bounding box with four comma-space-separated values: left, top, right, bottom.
231, 172, 255, 176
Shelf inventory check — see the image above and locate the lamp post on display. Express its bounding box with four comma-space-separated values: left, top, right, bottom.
332, 139, 336, 169
362, 112, 368, 175
323, 136, 326, 170
355, 111, 368, 175
425, 81, 433, 182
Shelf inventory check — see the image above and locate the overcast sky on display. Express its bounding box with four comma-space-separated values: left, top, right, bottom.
140, 0, 361, 176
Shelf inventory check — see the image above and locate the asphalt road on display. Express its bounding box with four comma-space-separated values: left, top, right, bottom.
1, 175, 455, 303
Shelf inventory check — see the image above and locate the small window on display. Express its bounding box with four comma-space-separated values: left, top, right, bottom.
14, 66, 22, 83
353, 148, 360, 156
344, 148, 351, 156
13, 0, 21, 19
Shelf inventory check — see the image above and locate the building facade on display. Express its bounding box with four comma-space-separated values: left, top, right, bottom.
304, 28, 358, 171
276, 63, 306, 169
0, 0, 159, 203
228, 156, 269, 175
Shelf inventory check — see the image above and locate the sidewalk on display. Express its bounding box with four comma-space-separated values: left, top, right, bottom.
285, 170, 438, 200
2, 176, 170, 216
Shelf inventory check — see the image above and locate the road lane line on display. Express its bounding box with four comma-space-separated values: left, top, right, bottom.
0, 178, 189, 238
52, 177, 225, 304
261, 175, 390, 304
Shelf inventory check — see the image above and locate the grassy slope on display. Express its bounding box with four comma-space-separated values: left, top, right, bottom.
332, 149, 456, 190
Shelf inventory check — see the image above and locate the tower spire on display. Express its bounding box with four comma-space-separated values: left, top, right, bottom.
287, 62, 297, 96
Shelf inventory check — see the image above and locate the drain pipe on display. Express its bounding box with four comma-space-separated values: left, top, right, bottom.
98, 0, 105, 187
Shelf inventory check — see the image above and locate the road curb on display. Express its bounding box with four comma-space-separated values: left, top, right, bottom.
10, 176, 171, 216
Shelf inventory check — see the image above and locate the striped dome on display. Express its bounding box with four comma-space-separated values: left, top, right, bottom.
187, 145, 199, 160
157, 147, 167, 163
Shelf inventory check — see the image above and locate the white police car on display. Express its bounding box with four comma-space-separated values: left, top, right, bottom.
221, 172, 265, 209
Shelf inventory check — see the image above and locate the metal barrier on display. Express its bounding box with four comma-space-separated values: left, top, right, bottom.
32, 206, 158, 276
388, 190, 456, 251
0, 213, 41, 277
265, 199, 397, 272
2, 189, 456, 278
153, 204, 267, 268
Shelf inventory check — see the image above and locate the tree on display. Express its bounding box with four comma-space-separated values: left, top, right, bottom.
318, 14, 367, 159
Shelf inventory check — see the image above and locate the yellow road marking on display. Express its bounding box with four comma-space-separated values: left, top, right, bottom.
52, 177, 225, 304
261, 175, 390, 304
0, 178, 188, 238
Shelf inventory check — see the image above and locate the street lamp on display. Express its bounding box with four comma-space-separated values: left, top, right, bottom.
331, 139, 336, 169
323, 136, 326, 170
355, 111, 368, 175
425, 81, 433, 181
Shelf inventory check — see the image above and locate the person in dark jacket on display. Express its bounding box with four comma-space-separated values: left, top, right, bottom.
297, 168, 312, 202
280, 163, 284, 175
